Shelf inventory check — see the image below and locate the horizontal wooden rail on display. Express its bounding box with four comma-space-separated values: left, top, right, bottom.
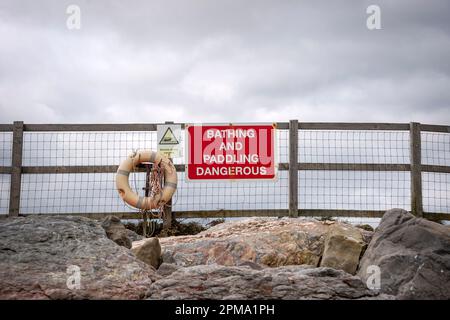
0, 124, 13, 132
6, 209, 449, 221
0, 167, 11, 174
421, 165, 450, 174
420, 124, 450, 133
3, 163, 448, 175
17, 164, 187, 174
298, 163, 411, 171
276, 122, 289, 130
0, 122, 292, 132
2, 122, 450, 133
10, 210, 284, 220
298, 122, 410, 131
299, 209, 386, 218
23, 123, 160, 132
21, 165, 119, 174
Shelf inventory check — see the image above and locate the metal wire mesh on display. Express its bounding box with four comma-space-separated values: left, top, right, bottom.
0, 175, 10, 215
421, 132, 450, 167
297, 130, 411, 225
277, 129, 289, 163
422, 172, 450, 214
22, 132, 157, 166
0, 132, 12, 215
421, 132, 450, 217
298, 171, 411, 211
19, 131, 157, 214
20, 172, 146, 214
173, 171, 289, 212
299, 130, 409, 163
0, 132, 12, 166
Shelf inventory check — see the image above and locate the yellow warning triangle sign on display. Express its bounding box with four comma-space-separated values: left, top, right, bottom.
159, 127, 179, 145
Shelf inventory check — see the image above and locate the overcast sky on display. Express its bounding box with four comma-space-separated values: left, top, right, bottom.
0, 0, 449, 124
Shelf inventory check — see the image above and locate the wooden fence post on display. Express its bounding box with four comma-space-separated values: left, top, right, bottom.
9, 121, 24, 217
289, 119, 299, 217
410, 122, 423, 217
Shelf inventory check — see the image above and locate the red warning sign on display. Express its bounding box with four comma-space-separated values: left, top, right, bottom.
186, 123, 277, 180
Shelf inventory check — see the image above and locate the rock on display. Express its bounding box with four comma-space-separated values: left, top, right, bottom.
156, 263, 181, 276
320, 224, 365, 274
237, 260, 265, 270
147, 264, 392, 300
0, 216, 158, 299
101, 215, 132, 249
358, 209, 450, 300
132, 238, 162, 269
355, 224, 374, 232
160, 217, 369, 271
359, 229, 374, 245
126, 229, 143, 242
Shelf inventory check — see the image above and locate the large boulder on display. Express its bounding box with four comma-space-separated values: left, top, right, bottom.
0, 216, 158, 299
160, 217, 370, 272
358, 209, 450, 300
320, 224, 365, 274
131, 237, 162, 269
101, 215, 132, 249
147, 264, 392, 300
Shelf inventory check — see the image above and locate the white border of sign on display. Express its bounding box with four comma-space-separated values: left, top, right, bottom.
184, 122, 279, 182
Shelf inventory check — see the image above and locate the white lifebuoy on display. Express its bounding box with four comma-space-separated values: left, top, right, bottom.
116, 150, 177, 210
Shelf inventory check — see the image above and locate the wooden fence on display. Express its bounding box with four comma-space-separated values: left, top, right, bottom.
0, 121, 449, 221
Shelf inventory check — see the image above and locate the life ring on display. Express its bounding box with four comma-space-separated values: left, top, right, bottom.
116, 150, 177, 210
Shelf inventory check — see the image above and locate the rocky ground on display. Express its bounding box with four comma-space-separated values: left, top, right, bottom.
0, 209, 448, 299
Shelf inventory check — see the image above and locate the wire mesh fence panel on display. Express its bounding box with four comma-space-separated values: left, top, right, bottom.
0, 132, 12, 166
0, 175, 10, 214
22, 132, 158, 166
20, 172, 146, 214
277, 129, 289, 164
421, 132, 450, 167
172, 170, 289, 212
421, 132, 450, 217
22, 130, 203, 167
172, 130, 185, 165
298, 130, 410, 164
422, 172, 450, 214
298, 170, 411, 211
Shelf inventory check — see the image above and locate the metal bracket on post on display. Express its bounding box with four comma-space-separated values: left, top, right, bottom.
410, 122, 423, 217
289, 120, 299, 217
163, 121, 174, 230
9, 121, 24, 217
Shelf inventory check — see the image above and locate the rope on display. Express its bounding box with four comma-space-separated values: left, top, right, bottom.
148, 160, 165, 219
138, 159, 164, 237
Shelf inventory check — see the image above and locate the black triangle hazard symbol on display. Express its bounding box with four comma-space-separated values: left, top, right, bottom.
159, 127, 179, 145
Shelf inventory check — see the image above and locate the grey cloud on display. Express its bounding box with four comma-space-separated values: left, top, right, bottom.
0, 0, 449, 124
